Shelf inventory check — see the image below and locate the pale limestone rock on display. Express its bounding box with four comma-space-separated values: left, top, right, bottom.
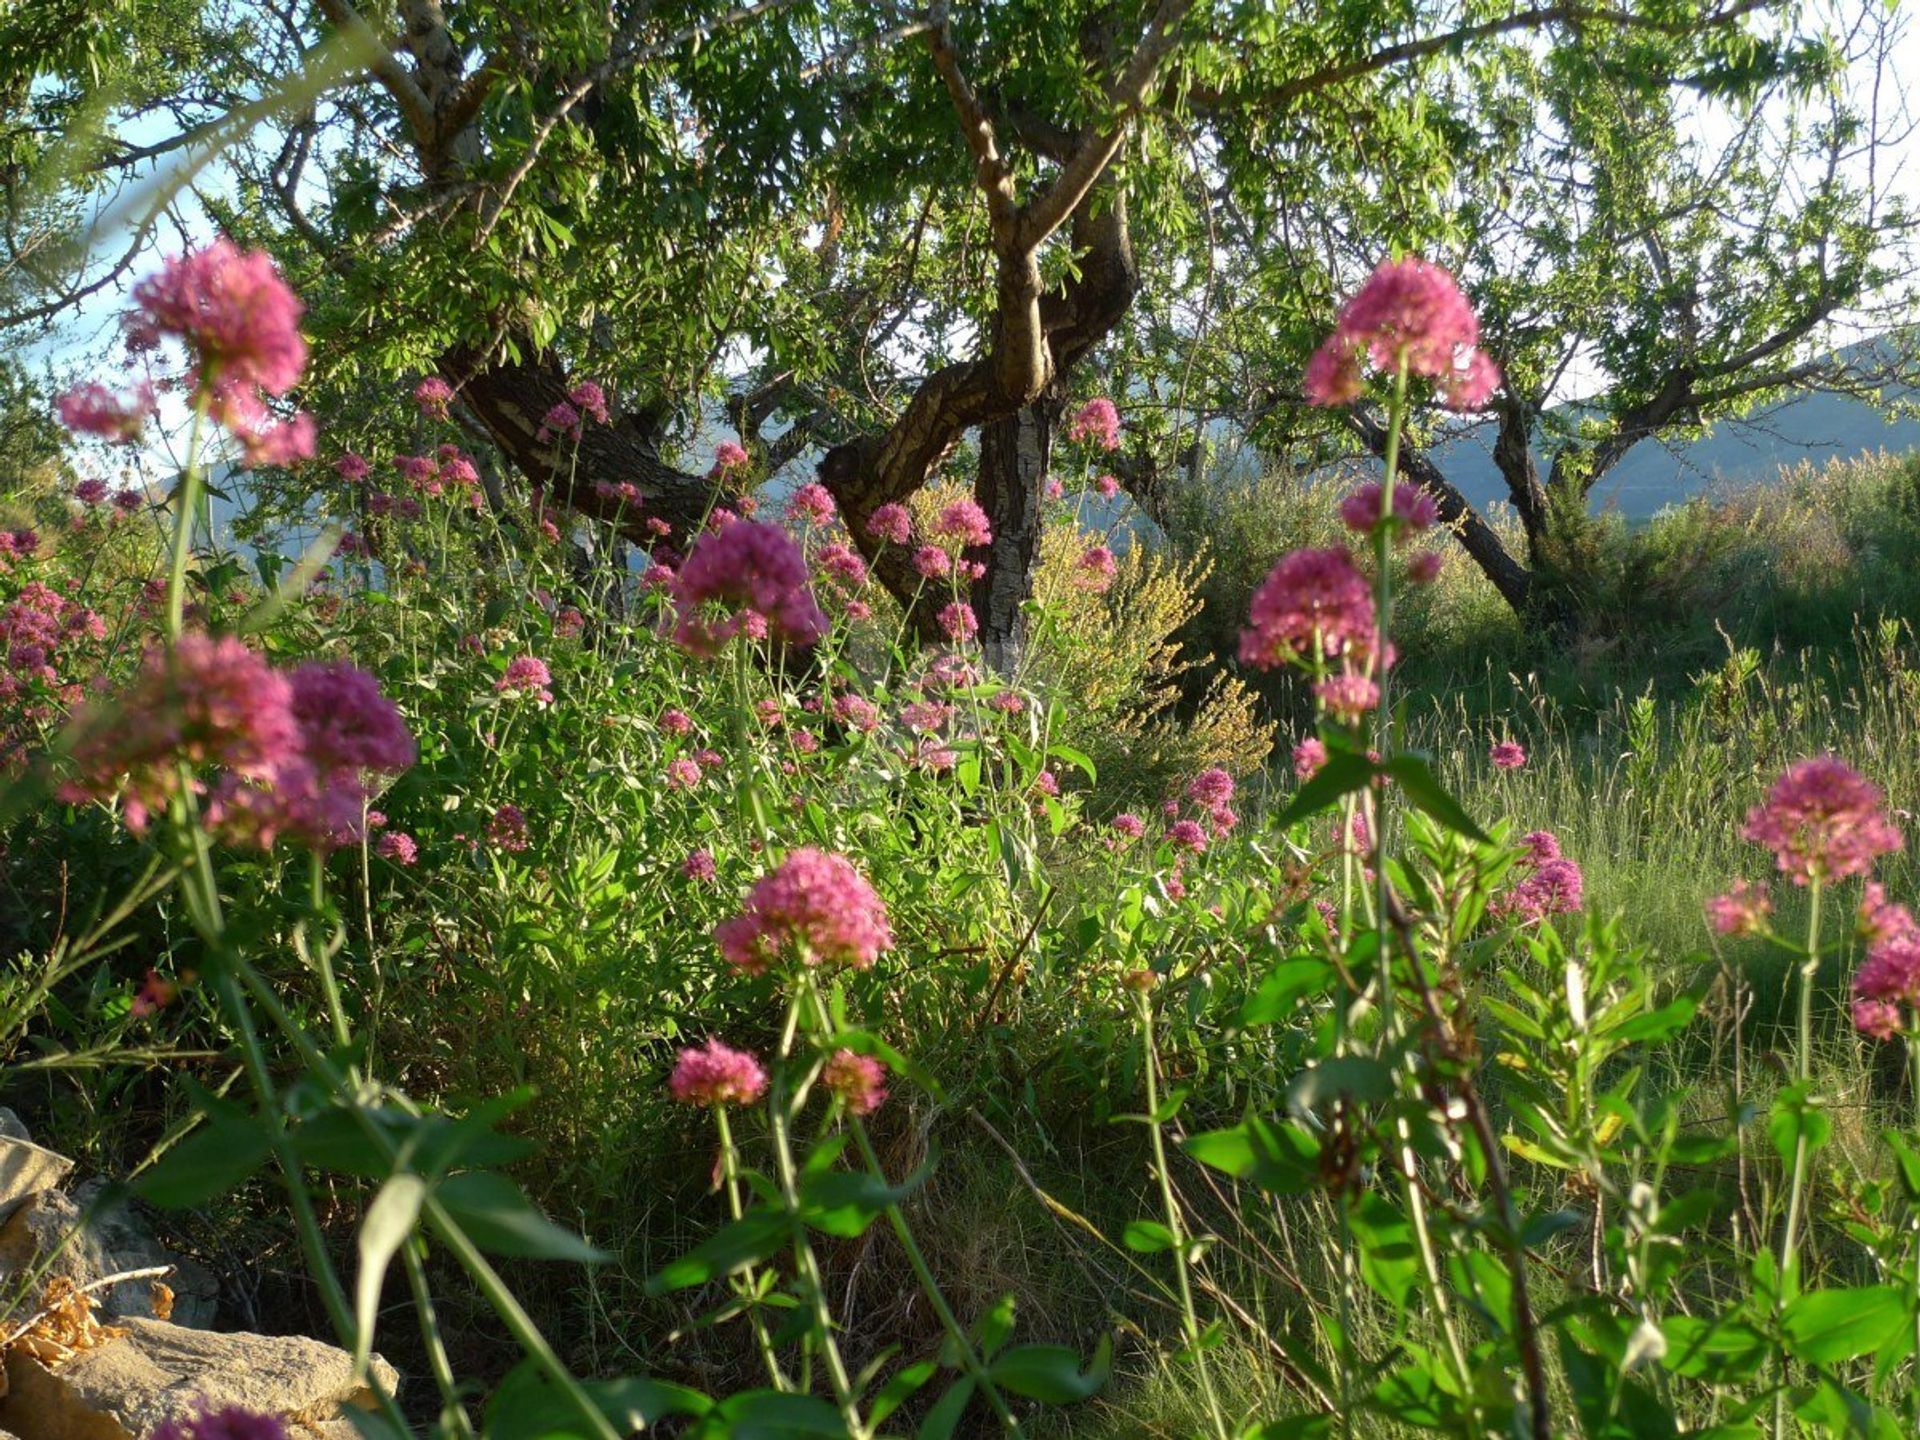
0, 1136, 74, 1226
0, 1192, 213, 1328
0, 1318, 398, 1440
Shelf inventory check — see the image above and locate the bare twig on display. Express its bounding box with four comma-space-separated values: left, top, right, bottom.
1, 1265, 175, 1348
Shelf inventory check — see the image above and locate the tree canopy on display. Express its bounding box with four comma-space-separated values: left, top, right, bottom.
5, 0, 1914, 634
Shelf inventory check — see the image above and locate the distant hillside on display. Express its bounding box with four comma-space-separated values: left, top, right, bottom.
1431, 357, 1919, 521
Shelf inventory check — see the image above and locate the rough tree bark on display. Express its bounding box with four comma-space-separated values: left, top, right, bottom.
972, 395, 1060, 670
1348, 410, 1534, 613
314, 0, 1192, 650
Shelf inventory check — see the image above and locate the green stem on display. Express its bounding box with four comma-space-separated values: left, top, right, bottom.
1910, 1027, 1920, 1434
1137, 991, 1231, 1440
799, 979, 1019, 1431
769, 990, 867, 1437
165, 389, 212, 643
715, 1104, 790, 1392
1773, 876, 1822, 1439
222, 955, 621, 1440
403, 1239, 477, 1440
306, 851, 354, 1053
1371, 350, 1412, 1007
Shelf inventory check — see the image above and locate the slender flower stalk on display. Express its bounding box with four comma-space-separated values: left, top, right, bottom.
798, 978, 1021, 1432
165, 389, 212, 643
1773, 877, 1822, 1440
713, 1104, 789, 1392
767, 990, 867, 1438
1134, 987, 1231, 1440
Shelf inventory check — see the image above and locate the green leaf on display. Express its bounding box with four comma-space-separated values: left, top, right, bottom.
434, 1172, 607, 1263
917, 1378, 975, 1440
1782, 1286, 1909, 1364
869, 1360, 938, 1426
1046, 742, 1097, 783
1185, 1115, 1321, 1195
646, 1209, 791, 1294
354, 1174, 425, 1377
485, 1360, 710, 1439
798, 1166, 925, 1239
1271, 751, 1375, 830
1608, 994, 1701, 1044
1240, 957, 1337, 1026
988, 1336, 1112, 1404
1381, 754, 1489, 842
974, 1293, 1018, 1359
1286, 1057, 1392, 1121
701, 1390, 850, 1438
136, 1103, 272, 1208
1122, 1219, 1178, 1253
1768, 1086, 1831, 1169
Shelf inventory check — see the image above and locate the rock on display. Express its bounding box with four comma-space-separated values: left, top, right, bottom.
68, 1182, 218, 1330
0, 1135, 74, 1226
0, 1317, 399, 1440
0, 1192, 196, 1326
0, 1109, 31, 1142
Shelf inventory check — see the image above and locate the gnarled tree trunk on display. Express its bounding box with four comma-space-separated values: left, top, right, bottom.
971, 394, 1062, 670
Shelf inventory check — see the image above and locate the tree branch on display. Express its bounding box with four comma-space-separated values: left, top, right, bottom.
1018, 0, 1196, 249
313, 0, 436, 146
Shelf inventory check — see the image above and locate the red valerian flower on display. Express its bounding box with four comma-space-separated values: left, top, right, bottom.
1338, 480, 1437, 540
1741, 756, 1902, 884
152, 1405, 291, 1440
670, 522, 829, 657
1304, 256, 1500, 411
1239, 548, 1376, 669
714, 848, 894, 973
670, 1040, 767, 1106
867, 503, 912, 545
1706, 880, 1771, 938
933, 500, 992, 550
823, 1049, 888, 1115
413, 376, 453, 419
1067, 397, 1122, 451
56, 381, 156, 444
126, 240, 316, 463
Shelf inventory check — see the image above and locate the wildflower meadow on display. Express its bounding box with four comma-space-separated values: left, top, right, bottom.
4, 2, 1920, 1438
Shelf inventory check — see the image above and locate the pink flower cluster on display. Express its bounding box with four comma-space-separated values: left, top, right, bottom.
1074, 545, 1117, 592
487, 802, 531, 853
1740, 757, 1902, 885
125, 240, 317, 465
1492, 831, 1584, 924
1067, 397, 1122, 451
1706, 879, 1771, 938
670, 1039, 768, 1107
2, 582, 103, 705
714, 847, 894, 973
823, 1049, 888, 1114
1239, 547, 1376, 670
867, 503, 912, 546
1852, 886, 1920, 1040
496, 654, 554, 703
1490, 740, 1527, 771
709, 440, 751, 480
64, 638, 412, 848
933, 500, 992, 551
56, 381, 157, 445
1338, 480, 1437, 541
1303, 256, 1499, 411
936, 601, 977, 642
413, 376, 454, 419
786, 483, 837, 527
153, 1405, 289, 1440
671, 522, 829, 657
